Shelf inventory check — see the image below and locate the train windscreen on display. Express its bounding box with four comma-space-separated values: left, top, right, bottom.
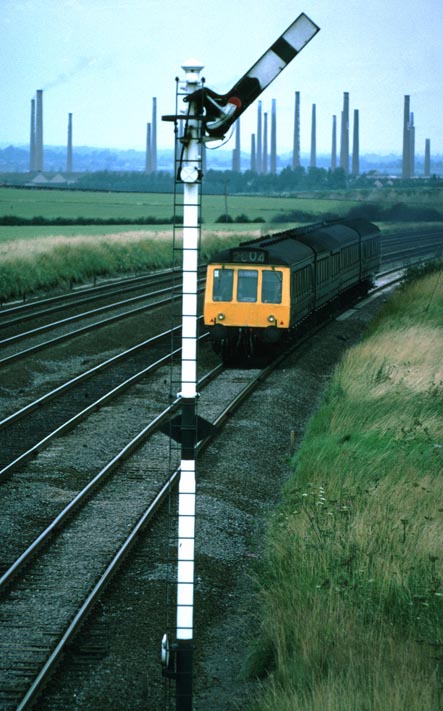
262, 270, 282, 303
212, 268, 234, 301
237, 270, 258, 302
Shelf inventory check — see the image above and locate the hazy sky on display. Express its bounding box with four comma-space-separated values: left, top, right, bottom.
1, 0, 442, 157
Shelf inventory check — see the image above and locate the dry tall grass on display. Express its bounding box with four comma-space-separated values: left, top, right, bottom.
0, 229, 244, 302
248, 269, 443, 710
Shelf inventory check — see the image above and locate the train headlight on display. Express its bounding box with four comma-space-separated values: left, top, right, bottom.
217, 313, 225, 321
267, 315, 276, 323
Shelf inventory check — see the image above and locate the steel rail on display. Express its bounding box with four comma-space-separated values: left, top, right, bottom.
10, 319, 330, 709
1, 264, 208, 324
15, 465, 178, 711
0, 284, 203, 369
8, 273, 404, 709
0, 282, 180, 347
0, 324, 181, 430
0, 267, 177, 319
10, 357, 276, 710
0, 330, 208, 479
0, 270, 178, 329
0, 361, 222, 592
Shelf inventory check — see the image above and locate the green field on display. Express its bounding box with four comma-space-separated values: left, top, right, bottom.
0, 186, 363, 227
1, 186, 442, 303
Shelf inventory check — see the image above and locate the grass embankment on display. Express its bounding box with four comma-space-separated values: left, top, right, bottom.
249, 266, 443, 710
0, 230, 250, 302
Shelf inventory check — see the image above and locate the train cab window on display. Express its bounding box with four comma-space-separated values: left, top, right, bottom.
262, 270, 282, 303
237, 269, 258, 302
212, 268, 233, 301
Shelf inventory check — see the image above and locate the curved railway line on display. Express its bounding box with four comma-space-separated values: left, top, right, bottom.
0, 229, 441, 367
0, 226, 442, 709
0, 350, 288, 709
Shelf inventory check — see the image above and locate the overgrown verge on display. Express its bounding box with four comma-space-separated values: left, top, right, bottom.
247, 266, 443, 710
0, 232, 241, 303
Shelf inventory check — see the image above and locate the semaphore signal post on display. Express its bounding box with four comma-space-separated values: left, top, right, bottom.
161, 13, 319, 710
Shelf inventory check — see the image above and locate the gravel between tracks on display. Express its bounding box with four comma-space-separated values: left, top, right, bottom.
32, 294, 388, 710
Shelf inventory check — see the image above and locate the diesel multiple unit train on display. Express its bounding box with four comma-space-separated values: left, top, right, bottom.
203, 219, 381, 360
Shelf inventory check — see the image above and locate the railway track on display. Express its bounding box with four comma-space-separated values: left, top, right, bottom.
0, 350, 282, 709
0, 281, 204, 370
381, 227, 443, 266
1, 229, 442, 366
0, 268, 179, 323
0, 230, 442, 709
0, 324, 200, 478
0, 277, 397, 711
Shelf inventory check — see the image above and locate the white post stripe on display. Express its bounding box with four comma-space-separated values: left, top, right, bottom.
177, 459, 196, 639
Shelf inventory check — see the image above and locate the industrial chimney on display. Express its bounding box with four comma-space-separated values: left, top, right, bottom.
270, 99, 277, 175
352, 109, 359, 176
35, 89, 44, 172
310, 104, 316, 168
424, 138, 431, 177
151, 97, 157, 172
292, 91, 300, 170
262, 112, 268, 175
340, 92, 349, 175
66, 113, 73, 173
402, 95, 411, 179
256, 101, 262, 174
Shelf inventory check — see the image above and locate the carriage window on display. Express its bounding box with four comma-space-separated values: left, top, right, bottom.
237, 269, 258, 302
212, 268, 233, 301
262, 270, 282, 303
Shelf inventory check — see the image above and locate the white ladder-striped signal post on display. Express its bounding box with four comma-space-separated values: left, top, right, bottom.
161, 59, 204, 711
161, 13, 320, 709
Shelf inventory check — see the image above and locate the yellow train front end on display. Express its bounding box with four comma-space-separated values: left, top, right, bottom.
204, 263, 291, 359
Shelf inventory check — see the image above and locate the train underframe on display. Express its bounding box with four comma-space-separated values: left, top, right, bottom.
208, 277, 373, 363
209, 323, 286, 362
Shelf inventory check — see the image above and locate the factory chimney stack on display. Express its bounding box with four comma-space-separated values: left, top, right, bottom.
270, 99, 277, 174
66, 113, 73, 173
292, 91, 300, 169
402, 95, 411, 179
424, 139, 431, 177
262, 112, 268, 174
340, 91, 349, 174
151, 97, 157, 172
310, 103, 316, 168
352, 109, 359, 176
35, 89, 44, 172
256, 101, 262, 173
